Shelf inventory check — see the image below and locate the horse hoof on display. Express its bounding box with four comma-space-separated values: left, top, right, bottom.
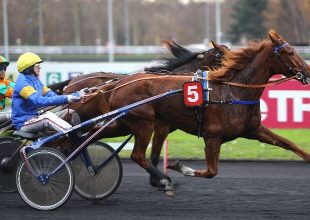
164, 184, 175, 197
160, 178, 175, 196
149, 176, 160, 188
165, 190, 175, 197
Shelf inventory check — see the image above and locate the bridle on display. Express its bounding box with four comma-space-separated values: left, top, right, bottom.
273, 42, 309, 84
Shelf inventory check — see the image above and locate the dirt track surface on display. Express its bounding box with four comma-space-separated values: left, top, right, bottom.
1, 160, 310, 220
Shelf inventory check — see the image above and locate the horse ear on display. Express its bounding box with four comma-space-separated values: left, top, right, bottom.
210, 40, 224, 52
210, 40, 218, 49
210, 40, 229, 53
161, 40, 171, 49
268, 29, 285, 45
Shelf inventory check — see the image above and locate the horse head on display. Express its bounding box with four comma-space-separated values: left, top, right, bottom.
199, 40, 230, 70
268, 29, 310, 85
145, 39, 228, 73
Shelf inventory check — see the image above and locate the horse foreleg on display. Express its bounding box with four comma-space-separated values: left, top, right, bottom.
130, 122, 175, 196
150, 120, 171, 167
252, 125, 310, 162
149, 120, 170, 187
168, 137, 222, 178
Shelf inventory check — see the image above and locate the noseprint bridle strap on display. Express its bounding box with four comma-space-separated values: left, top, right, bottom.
274, 42, 289, 52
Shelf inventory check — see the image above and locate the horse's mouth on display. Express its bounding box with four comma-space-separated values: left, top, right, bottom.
301, 76, 310, 85
296, 72, 310, 85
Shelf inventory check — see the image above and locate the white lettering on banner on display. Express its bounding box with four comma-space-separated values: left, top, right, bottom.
260, 99, 268, 121
269, 90, 310, 122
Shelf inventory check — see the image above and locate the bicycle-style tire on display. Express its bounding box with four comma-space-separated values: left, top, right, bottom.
71, 142, 123, 200
16, 147, 74, 210
0, 137, 22, 193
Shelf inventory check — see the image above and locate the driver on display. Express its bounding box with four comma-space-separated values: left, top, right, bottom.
0, 55, 14, 111
0, 55, 14, 124
11, 52, 86, 133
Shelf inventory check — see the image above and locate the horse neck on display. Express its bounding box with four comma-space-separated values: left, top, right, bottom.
229, 43, 275, 100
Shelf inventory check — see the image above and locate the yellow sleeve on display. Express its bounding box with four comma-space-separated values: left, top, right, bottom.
42, 86, 50, 95
20, 86, 37, 99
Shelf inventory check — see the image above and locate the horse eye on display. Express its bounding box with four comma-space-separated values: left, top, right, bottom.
288, 51, 294, 56
197, 54, 204, 59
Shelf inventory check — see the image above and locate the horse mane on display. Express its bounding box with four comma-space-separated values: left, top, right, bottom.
208, 39, 271, 81
144, 40, 209, 74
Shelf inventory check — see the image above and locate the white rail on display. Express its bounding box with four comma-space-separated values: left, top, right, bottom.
1, 45, 310, 55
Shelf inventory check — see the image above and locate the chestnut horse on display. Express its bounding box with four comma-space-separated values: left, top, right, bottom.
87, 30, 310, 196
64, 40, 228, 186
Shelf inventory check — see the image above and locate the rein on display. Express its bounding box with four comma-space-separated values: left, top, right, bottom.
80, 75, 194, 104
220, 75, 296, 88
64, 75, 122, 92
195, 73, 296, 89
80, 72, 297, 104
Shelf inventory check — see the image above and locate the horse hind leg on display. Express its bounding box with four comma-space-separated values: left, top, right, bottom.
252, 125, 310, 162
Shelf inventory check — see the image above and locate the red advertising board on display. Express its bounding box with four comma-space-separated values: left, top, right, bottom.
261, 77, 310, 128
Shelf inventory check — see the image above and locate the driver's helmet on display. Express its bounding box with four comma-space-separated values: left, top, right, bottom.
0, 56, 10, 68
17, 52, 43, 73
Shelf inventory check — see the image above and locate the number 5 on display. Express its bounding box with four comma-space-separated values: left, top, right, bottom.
183, 82, 203, 107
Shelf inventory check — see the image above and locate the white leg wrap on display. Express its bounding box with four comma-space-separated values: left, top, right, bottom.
180, 165, 196, 176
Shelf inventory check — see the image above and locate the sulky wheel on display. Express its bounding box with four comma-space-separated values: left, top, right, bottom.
0, 137, 22, 193
71, 142, 122, 200
16, 147, 74, 210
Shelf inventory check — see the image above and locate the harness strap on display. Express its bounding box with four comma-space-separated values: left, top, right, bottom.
196, 70, 210, 137
202, 71, 209, 102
